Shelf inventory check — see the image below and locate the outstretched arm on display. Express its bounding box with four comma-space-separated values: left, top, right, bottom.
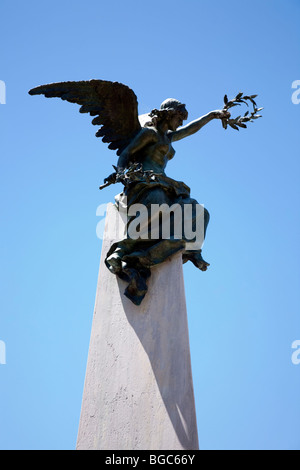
170, 109, 230, 142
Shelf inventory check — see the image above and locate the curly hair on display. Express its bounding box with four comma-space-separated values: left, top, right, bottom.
145, 103, 188, 128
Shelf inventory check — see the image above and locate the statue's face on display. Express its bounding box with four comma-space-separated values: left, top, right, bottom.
167, 112, 184, 131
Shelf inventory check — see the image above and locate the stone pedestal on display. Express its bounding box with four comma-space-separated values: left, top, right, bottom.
76, 203, 199, 450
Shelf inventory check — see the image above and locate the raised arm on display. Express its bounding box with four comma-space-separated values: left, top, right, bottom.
170, 109, 230, 142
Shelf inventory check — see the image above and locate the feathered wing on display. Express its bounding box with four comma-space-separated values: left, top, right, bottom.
29, 80, 141, 155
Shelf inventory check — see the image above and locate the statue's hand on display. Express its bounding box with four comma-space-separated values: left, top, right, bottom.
104, 172, 117, 185
215, 109, 231, 120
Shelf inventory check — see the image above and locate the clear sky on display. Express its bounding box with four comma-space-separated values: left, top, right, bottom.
0, 0, 299, 450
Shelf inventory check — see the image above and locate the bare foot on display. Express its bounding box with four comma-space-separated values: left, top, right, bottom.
183, 251, 210, 271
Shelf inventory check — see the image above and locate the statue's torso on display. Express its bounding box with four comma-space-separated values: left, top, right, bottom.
136, 129, 175, 174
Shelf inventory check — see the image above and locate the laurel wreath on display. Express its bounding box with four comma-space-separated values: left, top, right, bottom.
222, 92, 263, 130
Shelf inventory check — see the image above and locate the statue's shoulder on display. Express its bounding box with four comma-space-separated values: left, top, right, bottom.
137, 125, 158, 142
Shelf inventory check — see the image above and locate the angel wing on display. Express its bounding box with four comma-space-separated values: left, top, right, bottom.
28, 80, 142, 156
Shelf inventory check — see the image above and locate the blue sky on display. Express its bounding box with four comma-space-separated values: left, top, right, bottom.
0, 0, 299, 450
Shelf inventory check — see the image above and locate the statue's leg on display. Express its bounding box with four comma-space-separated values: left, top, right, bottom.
105, 239, 185, 305
122, 239, 185, 269
182, 206, 210, 270
121, 239, 185, 305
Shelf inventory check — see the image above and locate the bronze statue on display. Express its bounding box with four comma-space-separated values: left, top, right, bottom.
29, 80, 262, 305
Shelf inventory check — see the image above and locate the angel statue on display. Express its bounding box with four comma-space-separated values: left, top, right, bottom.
29, 80, 261, 305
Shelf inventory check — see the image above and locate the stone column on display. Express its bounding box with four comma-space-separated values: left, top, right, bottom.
76, 203, 199, 450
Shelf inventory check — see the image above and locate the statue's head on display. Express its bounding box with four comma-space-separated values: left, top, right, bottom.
160, 98, 188, 118
160, 99, 188, 130
147, 99, 188, 131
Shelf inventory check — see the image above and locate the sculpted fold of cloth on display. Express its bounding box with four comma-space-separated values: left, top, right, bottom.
28, 80, 231, 305
105, 168, 210, 305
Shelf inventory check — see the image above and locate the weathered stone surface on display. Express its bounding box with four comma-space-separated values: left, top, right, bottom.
76, 203, 199, 450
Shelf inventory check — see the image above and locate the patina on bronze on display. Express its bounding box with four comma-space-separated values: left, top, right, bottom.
29, 81, 261, 305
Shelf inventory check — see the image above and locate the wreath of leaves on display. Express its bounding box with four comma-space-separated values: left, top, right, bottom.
100, 163, 159, 190
222, 92, 263, 130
